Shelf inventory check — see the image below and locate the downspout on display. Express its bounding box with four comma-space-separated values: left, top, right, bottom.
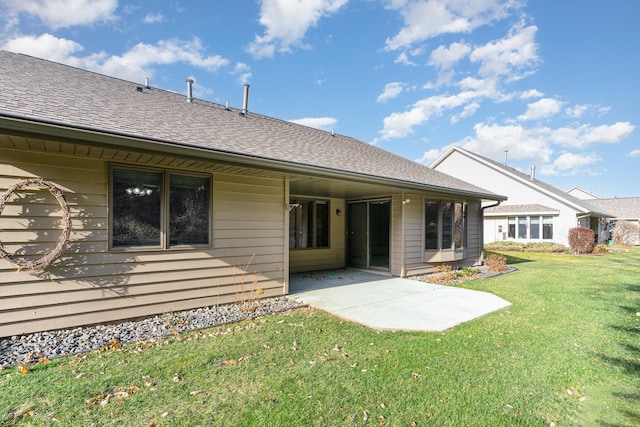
480, 200, 502, 263
576, 213, 590, 226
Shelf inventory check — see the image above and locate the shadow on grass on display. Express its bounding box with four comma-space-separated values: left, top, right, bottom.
626, 284, 640, 293
484, 251, 534, 265
594, 301, 640, 426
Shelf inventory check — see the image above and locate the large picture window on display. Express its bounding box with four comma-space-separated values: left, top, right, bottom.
507, 215, 553, 240
424, 200, 467, 251
111, 167, 211, 249
289, 199, 329, 249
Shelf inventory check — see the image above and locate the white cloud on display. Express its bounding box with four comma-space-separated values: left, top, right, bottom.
582, 122, 634, 144
429, 41, 471, 69
377, 82, 405, 103
539, 152, 601, 176
450, 101, 480, 123
85, 38, 229, 81
416, 148, 443, 164
394, 51, 416, 66
1, 33, 84, 62
143, 13, 165, 24
374, 90, 480, 142
2, 34, 229, 83
246, 0, 348, 58
373, 76, 507, 143
627, 149, 640, 157
520, 89, 543, 99
233, 62, 252, 84
517, 97, 562, 121
384, 0, 522, 51
456, 122, 554, 165
288, 116, 338, 131
2, 0, 117, 29
469, 22, 539, 79
543, 122, 634, 148
452, 119, 634, 175
565, 104, 589, 118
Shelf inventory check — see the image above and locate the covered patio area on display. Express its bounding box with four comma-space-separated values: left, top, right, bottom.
289, 269, 511, 332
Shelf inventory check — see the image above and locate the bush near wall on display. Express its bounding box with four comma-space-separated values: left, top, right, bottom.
568, 227, 595, 254
612, 220, 640, 246
484, 241, 568, 253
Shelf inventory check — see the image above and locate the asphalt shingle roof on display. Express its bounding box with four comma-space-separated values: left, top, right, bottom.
485, 204, 559, 214
585, 197, 640, 219
0, 51, 501, 199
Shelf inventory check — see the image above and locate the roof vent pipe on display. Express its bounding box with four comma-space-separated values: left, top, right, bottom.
241, 83, 250, 115
186, 78, 194, 103
144, 77, 150, 88
503, 150, 508, 166
530, 165, 536, 180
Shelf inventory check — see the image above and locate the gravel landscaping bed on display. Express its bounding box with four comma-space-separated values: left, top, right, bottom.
409, 265, 517, 285
0, 297, 305, 369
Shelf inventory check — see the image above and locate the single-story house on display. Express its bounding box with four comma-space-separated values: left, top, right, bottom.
0, 51, 504, 337
582, 197, 640, 244
430, 146, 613, 247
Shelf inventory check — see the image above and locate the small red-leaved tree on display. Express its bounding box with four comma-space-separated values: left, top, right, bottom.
568, 227, 595, 254
613, 220, 640, 246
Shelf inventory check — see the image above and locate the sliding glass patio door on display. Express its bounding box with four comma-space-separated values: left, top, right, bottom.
347, 200, 390, 269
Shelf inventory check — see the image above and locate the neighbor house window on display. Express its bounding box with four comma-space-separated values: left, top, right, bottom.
111, 167, 211, 248
518, 217, 527, 239
289, 199, 329, 249
543, 216, 553, 239
530, 216, 540, 239
424, 200, 467, 251
506, 215, 553, 240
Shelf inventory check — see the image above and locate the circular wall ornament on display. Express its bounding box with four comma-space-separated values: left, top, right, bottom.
0, 178, 72, 271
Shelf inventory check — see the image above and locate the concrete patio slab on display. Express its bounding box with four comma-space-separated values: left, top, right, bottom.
289, 269, 511, 332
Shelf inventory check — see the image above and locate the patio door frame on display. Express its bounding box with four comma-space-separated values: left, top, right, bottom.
347, 198, 391, 270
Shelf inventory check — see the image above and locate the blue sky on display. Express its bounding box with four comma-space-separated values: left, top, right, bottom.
1, 0, 637, 198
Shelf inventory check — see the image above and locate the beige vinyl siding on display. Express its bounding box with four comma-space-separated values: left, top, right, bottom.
464, 200, 482, 265
390, 195, 403, 276
289, 198, 345, 273
401, 195, 484, 276
0, 140, 287, 337
401, 194, 426, 276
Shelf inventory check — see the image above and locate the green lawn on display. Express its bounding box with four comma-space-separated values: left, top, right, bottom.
1, 249, 639, 426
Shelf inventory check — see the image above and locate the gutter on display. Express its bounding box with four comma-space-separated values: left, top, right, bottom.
481, 200, 502, 211
0, 113, 504, 201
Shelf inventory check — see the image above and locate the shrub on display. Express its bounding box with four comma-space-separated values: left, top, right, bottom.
456, 266, 482, 280
484, 254, 507, 272
568, 227, 595, 254
428, 264, 457, 284
592, 244, 610, 255
612, 220, 640, 246
484, 241, 525, 252
524, 242, 569, 253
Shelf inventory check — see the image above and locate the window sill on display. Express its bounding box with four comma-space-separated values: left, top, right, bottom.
290, 247, 331, 251
110, 245, 213, 253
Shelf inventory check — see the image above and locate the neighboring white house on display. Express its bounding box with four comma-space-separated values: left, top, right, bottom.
583, 197, 640, 245
431, 147, 613, 247
568, 188, 640, 244
567, 187, 600, 200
